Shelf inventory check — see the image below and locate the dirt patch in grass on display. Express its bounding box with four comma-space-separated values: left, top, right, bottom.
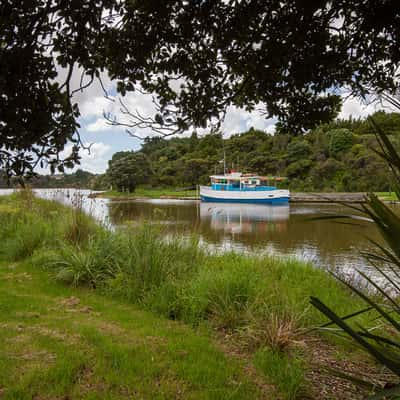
18, 350, 57, 362
92, 320, 126, 336
57, 296, 99, 315
31, 325, 81, 343
4, 345, 57, 363
4, 272, 32, 281
4, 324, 81, 347
213, 330, 394, 400
304, 337, 393, 400
0, 322, 25, 332
5, 334, 30, 344
59, 296, 81, 307
75, 366, 110, 397
15, 311, 41, 319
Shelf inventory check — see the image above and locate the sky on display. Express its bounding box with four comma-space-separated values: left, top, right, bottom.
57, 72, 396, 175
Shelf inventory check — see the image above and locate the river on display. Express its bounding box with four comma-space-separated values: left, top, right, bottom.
0, 188, 389, 276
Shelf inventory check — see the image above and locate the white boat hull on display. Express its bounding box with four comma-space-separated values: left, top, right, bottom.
199, 186, 290, 204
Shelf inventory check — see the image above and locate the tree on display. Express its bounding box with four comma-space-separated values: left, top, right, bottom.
287, 139, 312, 163
2, 1, 400, 175
181, 158, 211, 186
107, 152, 152, 192
327, 128, 354, 157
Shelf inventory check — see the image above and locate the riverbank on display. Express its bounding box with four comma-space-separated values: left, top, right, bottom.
0, 191, 387, 399
89, 188, 198, 200
90, 188, 398, 203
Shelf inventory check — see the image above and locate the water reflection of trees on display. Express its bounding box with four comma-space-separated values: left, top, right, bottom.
199, 203, 382, 255
107, 200, 199, 226
106, 200, 384, 268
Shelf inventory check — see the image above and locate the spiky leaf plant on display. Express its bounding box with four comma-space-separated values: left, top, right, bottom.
310, 116, 400, 399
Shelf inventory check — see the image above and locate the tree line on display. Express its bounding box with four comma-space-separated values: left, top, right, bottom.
1, 111, 398, 193
95, 111, 400, 193
0, 169, 96, 189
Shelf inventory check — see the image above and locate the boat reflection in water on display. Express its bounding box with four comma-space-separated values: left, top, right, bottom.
199, 202, 289, 235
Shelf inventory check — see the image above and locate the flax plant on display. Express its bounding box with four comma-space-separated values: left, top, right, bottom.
311, 117, 400, 399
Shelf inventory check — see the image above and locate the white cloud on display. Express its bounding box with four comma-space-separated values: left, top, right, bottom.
78, 89, 160, 138
339, 94, 396, 119
55, 63, 114, 112
56, 63, 400, 166
265, 123, 276, 134
77, 142, 113, 173
58, 64, 400, 141
222, 106, 276, 136
58, 141, 113, 174
85, 117, 125, 133
79, 96, 117, 120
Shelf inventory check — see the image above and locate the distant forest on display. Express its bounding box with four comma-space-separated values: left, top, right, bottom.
0, 169, 96, 189
2, 111, 400, 192
98, 111, 400, 192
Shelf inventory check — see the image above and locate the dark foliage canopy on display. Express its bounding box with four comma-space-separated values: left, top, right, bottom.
1, 0, 400, 175
107, 152, 151, 192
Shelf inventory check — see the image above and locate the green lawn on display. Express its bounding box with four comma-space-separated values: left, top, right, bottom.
375, 191, 399, 201
0, 261, 268, 399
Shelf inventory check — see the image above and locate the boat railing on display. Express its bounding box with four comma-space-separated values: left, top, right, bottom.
210, 184, 278, 191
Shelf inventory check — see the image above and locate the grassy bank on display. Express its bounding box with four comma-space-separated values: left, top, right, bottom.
93, 187, 198, 199
0, 191, 382, 399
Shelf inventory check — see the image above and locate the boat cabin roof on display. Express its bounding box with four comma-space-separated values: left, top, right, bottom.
210, 173, 286, 181
211, 174, 256, 181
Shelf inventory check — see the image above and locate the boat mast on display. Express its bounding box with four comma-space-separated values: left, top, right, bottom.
223, 150, 226, 175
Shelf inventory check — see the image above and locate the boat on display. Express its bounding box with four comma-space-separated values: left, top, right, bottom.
199, 172, 290, 204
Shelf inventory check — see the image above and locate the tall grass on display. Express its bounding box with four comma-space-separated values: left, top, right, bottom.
0, 190, 58, 261
180, 255, 262, 329
0, 192, 369, 334
62, 193, 98, 246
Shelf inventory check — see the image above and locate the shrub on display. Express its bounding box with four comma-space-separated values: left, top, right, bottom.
47, 232, 123, 287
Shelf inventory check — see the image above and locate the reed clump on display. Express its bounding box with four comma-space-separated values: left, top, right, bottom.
63, 193, 98, 246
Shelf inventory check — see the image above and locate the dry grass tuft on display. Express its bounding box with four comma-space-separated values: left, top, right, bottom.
241, 311, 303, 352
